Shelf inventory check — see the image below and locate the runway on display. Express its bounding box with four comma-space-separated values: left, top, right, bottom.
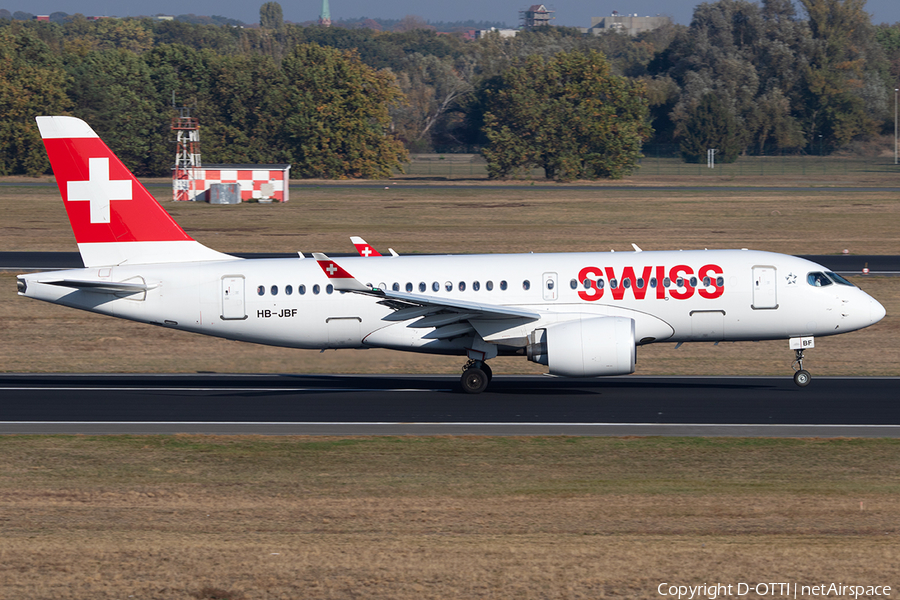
2, 374, 898, 436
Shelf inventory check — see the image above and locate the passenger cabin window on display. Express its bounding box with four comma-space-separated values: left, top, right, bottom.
271, 285, 278, 295
807, 272, 832, 287
570, 279, 578, 290
486, 280, 494, 291
406, 282, 413, 292
445, 281, 453, 292
286, 285, 293, 295
432, 281, 440, 292
299, 284, 306, 295
419, 282, 427, 293
393, 282, 400, 292
650, 278, 657, 288
473, 281, 480, 291
523, 280, 530, 290
313, 284, 320, 295
459, 281, 466, 292
257, 286, 265, 296
500, 280, 508, 291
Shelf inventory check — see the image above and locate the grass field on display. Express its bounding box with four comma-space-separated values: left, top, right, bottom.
1, 436, 899, 599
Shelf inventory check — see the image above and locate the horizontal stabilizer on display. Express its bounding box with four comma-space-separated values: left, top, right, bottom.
39, 279, 152, 294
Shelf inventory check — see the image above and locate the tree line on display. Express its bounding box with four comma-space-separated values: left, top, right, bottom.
1, 0, 898, 180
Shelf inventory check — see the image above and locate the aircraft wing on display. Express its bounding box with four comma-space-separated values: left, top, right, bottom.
312, 253, 540, 335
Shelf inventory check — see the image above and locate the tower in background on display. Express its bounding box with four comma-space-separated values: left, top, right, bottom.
172, 106, 201, 202
520, 4, 554, 29
319, 0, 331, 26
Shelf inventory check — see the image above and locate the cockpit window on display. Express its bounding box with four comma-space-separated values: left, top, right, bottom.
826, 271, 855, 287
807, 272, 832, 287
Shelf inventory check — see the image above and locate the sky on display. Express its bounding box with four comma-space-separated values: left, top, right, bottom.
3, 0, 900, 28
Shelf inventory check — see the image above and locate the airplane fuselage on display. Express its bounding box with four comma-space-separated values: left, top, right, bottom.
20, 249, 883, 355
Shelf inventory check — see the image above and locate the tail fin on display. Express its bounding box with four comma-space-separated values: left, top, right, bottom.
36, 116, 232, 268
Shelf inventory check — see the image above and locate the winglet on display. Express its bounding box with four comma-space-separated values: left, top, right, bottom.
350, 236, 383, 257
312, 253, 373, 292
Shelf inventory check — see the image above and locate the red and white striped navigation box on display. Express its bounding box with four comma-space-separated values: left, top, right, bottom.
182, 164, 291, 202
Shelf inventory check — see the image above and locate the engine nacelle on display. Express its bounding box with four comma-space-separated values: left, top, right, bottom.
526, 316, 636, 377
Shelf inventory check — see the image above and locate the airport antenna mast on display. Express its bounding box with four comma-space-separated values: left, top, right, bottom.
171, 104, 201, 202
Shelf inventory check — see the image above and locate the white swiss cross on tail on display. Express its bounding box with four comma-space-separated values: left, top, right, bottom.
67, 157, 132, 224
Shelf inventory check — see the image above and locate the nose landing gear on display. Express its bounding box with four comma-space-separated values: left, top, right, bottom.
792, 348, 811, 387
461, 359, 492, 394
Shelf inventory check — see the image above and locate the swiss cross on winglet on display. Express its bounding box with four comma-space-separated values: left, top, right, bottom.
350, 236, 382, 257
312, 253, 373, 292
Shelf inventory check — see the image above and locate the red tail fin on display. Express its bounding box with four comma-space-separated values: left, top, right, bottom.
37, 116, 231, 267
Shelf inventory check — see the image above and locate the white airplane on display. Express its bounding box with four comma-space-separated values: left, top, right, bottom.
17, 116, 886, 393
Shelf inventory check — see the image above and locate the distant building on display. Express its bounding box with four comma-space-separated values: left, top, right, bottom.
475, 27, 518, 39
155, 15, 175, 21
582, 12, 670, 36
520, 4, 553, 29
194, 165, 291, 202
33, 15, 49, 21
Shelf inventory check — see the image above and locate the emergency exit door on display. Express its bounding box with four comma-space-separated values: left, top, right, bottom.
221, 276, 247, 320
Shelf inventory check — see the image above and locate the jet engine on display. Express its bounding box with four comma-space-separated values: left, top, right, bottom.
526, 316, 636, 377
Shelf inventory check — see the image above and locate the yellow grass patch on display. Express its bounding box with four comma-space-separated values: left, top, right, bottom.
1, 436, 899, 598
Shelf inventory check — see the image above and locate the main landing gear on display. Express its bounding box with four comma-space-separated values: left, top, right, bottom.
792, 348, 811, 387
461, 359, 493, 394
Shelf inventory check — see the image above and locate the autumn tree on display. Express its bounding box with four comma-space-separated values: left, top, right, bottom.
797, 0, 885, 149
259, 2, 284, 30
0, 26, 70, 175
480, 50, 650, 181
66, 49, 166, 175
678, 93, 744, 163
278, 43, 407, 178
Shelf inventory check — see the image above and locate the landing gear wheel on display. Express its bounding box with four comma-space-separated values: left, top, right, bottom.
461, 367, 489, 394
793, 369, 811, 387
791, 348, 811, 387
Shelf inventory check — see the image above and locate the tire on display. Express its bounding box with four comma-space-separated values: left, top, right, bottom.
793, 370, 811, 387
461, 367, 489, 394
481, 362, 493, 382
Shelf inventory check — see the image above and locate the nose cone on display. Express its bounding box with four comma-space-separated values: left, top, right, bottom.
870, 297, 886, 325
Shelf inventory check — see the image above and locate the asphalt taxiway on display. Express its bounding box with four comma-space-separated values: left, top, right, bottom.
1, 374, 898, 436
